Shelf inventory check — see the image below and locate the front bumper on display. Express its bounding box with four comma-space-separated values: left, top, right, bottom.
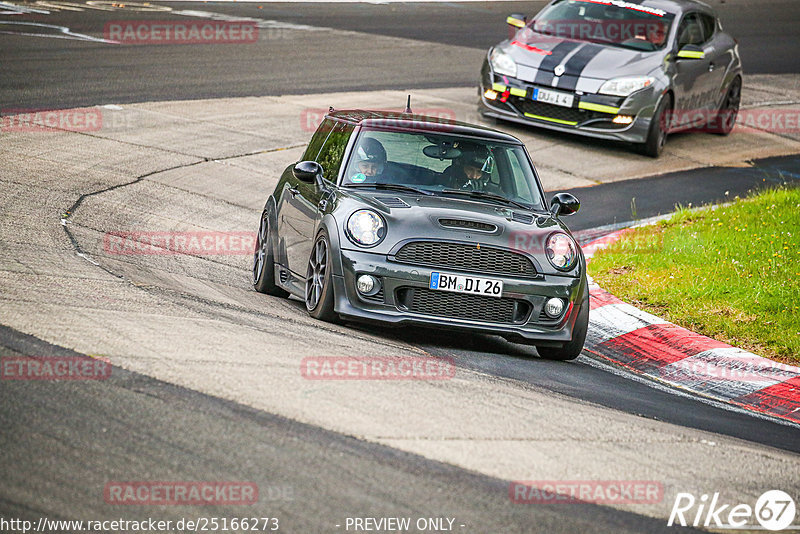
332, 248, 587, 346
479, 67, 658, 144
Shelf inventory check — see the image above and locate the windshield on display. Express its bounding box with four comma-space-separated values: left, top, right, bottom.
341, 129, 545, 211
525, 0, 675, 51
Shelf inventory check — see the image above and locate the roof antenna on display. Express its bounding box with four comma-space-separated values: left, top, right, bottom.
403, 95, 412, 114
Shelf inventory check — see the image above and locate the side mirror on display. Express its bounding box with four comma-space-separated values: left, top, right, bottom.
550, 192, 580, 217
507, 13, 526, 29
293, 161, 323, 184
676, 45, 705, 60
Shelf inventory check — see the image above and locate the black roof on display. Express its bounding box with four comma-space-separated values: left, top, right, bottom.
326, 110, 523, 144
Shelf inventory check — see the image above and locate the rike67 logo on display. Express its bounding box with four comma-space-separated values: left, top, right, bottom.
669, 490, 797, 531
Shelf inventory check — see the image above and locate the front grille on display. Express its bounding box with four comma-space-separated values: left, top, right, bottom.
511, 97, 603, 125
438, 218, 497, 232
397, 287, 531, 324
393, 241, 537, 278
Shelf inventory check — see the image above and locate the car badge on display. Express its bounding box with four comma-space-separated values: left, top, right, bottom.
554, 65, 565, 77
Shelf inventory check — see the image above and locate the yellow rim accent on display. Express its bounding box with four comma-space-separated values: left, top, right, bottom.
524, 113, 578, 126
578, 102, 620, 114
677, 50, 705, 59
506, 17, 525, 28
492, 83, 507, 92
509, 87, 527, 97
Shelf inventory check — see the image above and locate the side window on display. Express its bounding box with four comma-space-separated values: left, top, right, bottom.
316, 122, 354, 182
301, 119, 334, 161
699, 14, 716, 43
677, 13, 704, 48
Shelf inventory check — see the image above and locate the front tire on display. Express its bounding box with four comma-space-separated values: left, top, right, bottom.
305, 230, 338, 322
640, 93, 672, 158
536, 291, 589, 361
253, 213, 289, 297
709, 77, 741, 135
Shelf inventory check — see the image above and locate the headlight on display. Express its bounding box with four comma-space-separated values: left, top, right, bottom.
490, 47, 517, 77
546, 232, 578, 271
346, 210, 386, 247
598, 76, 654, 97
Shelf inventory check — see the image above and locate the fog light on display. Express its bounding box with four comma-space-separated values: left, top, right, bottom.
484, 89, 498, 100
613, 115, 634, 125
357, 274, 376, 295
544, 298, 565, 318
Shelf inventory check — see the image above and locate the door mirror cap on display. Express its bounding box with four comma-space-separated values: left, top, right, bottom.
550, 192, 580, 217
677, 45, 705, 60
293, 161, 323, 184
507, 13, 526, 28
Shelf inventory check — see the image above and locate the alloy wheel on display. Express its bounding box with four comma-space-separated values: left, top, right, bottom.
305, 237, 328, 311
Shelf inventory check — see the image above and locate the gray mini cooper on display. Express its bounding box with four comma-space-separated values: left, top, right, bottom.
480, 0, 743, 156
253, 110, 588, 360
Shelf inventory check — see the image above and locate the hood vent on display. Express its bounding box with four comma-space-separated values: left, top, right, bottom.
438, 218, 497, 233
375, 196, 410, 208
511, 211, 535, 224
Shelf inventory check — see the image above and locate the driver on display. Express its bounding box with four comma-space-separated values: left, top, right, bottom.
349, 137, 387, 183
647, 21, 667, 47
444, 145, 498, 192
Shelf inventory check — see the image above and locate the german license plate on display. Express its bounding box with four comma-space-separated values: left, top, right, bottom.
429, 272, 503, 298
533, 87, 574, 108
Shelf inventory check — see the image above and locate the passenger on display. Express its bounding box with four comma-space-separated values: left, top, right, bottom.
349, 138, 387, 183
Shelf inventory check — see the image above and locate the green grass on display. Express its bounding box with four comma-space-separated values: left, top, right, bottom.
589, 187, 800, 364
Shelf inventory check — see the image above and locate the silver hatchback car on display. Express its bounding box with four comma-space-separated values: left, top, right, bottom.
479, 0, 742, 156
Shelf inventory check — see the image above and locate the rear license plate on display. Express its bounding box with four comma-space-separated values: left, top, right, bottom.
533, 87, 574, 108
429, 272, 503, 298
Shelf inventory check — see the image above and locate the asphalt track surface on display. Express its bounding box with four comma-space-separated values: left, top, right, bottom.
2, 326, 697, 533
2, 1, 800, 109
2, 2, 800, 533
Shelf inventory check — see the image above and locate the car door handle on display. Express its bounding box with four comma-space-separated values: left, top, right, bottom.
288, 187, 299, 197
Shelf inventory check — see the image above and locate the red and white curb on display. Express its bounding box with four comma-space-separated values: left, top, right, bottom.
582, 229, 800, 426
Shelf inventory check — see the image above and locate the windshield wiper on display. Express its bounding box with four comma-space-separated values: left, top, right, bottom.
344, 183, 433, 196
441, 189, 533, 211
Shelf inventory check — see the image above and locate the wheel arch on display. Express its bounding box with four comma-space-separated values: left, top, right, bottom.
317, 213, 345, 277
263, 195, 287, 269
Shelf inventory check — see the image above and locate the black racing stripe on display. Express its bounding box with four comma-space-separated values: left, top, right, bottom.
533, 41, 581, 86
555, 43, 604, 91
